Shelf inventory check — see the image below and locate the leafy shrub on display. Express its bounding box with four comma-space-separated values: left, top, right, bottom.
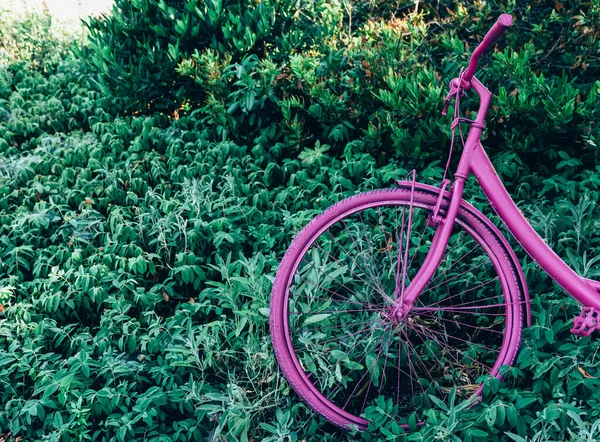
82, 0, 347, 113
83, 0, 600, 169
1, 0, 600, 441
0, 1, 82, 69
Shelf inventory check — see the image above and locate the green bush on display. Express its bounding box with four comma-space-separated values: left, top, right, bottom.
83, 0, 347, 113
83, 0, 600, 168
1, 0, 600, 441
0, 2, 82, 70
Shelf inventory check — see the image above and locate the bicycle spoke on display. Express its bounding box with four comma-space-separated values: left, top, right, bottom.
298, 256, 377, 307
321, 232, 393, 303
420, 259, 492, 298
299, 319, 385, 370
359, 212, 389, 297
340, 218, 390, 300
419, 276, 499, 308
408, 321, 493, 373
328, 324, 392, 401
416, 320, 501, 356
276, 193, 522, 427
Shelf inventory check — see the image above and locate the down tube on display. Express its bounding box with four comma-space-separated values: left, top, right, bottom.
470, 143, 600, 310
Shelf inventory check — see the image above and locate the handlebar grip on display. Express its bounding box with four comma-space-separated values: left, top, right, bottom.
462, 14, 513, 83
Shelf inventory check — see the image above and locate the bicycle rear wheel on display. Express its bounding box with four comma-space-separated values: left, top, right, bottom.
270, 187, 523, 430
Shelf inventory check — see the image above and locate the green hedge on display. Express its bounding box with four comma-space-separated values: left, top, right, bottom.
0, 2, 82, 70
83, 0, 600, 169
1, 1, 600, 441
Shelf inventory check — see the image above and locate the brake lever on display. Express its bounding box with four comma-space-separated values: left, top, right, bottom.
442, 96, 452, 116
441, 78, 465, 116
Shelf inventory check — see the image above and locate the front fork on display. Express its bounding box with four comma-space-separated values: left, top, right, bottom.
391, 178, 467, 320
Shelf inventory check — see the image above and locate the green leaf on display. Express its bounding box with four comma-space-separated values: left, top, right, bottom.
505, 433, 527, 442
335, 363, 342, 382
486, 406, 497, 426
544, 328, 555, 344
330, 350, 347, 361
427, 394, 448, 412
53, 412, 64, 429
506, 405, 518, 427
303, 313, 331, 326
470, 429, 489, 438
515, 397, 537, 409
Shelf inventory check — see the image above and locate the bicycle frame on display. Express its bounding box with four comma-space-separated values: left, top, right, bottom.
396, 76, 600, 316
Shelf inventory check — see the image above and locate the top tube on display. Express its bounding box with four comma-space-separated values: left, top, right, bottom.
462, 14, 513, 84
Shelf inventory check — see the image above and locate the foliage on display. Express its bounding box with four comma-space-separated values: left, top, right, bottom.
1, 0, 600, 441
0, 1, 82, 69
82, 0, 347, 113
82, 0, 600, 168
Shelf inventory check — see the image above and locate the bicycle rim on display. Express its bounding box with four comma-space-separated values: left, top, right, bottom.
270, 188, 523, 430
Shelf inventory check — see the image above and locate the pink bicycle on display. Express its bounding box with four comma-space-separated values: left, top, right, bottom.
270, 14, 599, 430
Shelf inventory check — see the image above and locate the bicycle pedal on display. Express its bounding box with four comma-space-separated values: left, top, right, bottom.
571, 307, 600, 337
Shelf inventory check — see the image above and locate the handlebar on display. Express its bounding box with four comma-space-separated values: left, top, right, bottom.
462, 14, 513, 84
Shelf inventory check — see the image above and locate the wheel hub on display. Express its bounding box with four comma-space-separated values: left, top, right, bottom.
385, 303, 410, 324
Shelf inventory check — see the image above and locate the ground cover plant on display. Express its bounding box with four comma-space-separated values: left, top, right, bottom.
0, 0, 600, 440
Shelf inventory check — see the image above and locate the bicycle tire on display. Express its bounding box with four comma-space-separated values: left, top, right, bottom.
270, 187, 524, 430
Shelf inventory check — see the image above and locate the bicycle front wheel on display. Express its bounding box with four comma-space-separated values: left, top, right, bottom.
270, 187, 523, 430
